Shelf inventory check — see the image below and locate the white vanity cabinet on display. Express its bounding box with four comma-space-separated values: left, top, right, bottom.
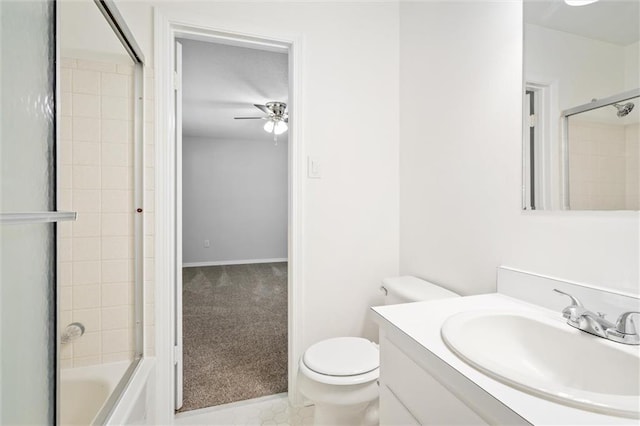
379, 385, 420, 426
373, 270, 640, 426
376, 328, 528, 426
379, 333, 488, 425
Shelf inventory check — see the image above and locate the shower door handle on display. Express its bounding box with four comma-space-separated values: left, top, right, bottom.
0, 211, 77, 224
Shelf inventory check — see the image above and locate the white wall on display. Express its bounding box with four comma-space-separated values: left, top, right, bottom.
625, 41, 640, 89
399, 1, 639, 296
116, 1, 400, 345
525, 23, 627, 111
182, 137, 288, 264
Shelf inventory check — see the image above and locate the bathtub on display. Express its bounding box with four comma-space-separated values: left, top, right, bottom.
60, 361, 130, 425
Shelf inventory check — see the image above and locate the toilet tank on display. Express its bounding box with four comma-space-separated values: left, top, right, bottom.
381, 276, 459, 305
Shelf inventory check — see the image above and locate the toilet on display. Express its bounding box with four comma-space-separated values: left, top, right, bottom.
297, 276, 460, 425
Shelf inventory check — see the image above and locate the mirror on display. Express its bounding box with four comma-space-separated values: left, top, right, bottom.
523, 0, 639, 210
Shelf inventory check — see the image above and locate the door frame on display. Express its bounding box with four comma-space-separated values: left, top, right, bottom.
154, 10, 305, 423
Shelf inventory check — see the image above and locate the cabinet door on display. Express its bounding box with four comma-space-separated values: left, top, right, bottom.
380, 337, 488, 425
380, 384, 420, 426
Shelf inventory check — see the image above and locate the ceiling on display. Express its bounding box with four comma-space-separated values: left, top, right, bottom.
179, 38, 288, 140
524, 0, 640, 46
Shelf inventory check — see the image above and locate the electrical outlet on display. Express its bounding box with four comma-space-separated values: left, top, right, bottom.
204, 240, 210, 248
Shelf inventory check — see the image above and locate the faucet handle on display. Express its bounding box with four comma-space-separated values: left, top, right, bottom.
615, 311, 640, 335
553, 289, 584, 307
553, 289, 584, 321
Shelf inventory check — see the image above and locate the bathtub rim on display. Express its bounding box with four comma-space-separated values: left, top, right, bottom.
93, 357, 142, 425
104, 357, 155, 425
60, 359, 135, 425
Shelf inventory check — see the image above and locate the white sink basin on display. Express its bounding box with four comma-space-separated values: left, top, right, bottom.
441, 310, 640, 418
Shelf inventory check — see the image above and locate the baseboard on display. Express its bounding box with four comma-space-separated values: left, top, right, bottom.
183, 258, 288, 268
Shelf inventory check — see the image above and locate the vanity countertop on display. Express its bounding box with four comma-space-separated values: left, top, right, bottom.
371, 293, 639, 426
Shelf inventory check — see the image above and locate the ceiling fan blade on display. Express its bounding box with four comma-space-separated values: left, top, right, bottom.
234, 117, 265, 120
254, 104, 271, 114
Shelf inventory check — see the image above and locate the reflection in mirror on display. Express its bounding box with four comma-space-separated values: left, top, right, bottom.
523, 0, 640, 210
566, 92, 639, 210
58, 0, 143, 424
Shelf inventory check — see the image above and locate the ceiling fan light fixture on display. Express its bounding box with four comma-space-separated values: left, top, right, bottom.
263, 119, 288, 135
263, 120, 275, 133
274, 120, 288, 135
237, 101, 288, 138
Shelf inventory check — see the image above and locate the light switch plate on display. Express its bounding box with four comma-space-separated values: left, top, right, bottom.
308, 156, 321, 178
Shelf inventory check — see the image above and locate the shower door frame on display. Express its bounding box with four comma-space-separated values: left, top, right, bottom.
90, 0, 146, 362
154, 10, 305, 424
56, 0, 147, 423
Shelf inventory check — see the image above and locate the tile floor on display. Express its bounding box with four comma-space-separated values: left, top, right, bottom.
174, 393, 314, 426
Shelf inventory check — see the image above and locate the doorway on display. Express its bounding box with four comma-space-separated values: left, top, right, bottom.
177, 37, 289, 412
154, 19, 303, 421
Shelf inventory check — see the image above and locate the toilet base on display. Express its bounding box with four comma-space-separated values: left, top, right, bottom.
313, 399, 378, 426
297, 371, 379, 426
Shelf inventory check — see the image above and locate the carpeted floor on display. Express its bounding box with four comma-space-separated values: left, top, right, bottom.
179, 262, 288, 412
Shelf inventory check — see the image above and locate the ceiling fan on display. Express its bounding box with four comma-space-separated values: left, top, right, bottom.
234, 102, 289, 139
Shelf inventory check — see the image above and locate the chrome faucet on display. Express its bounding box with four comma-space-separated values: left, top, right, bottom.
553, 289, 639, 345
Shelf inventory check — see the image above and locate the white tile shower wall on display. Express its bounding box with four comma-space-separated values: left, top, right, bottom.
58, 57, 156, 367
568, 120, 631, 210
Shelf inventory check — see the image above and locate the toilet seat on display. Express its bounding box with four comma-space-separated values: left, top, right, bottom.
300, 337, 380, 386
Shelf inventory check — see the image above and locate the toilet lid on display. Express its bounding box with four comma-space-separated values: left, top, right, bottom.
303, 337, 379, 376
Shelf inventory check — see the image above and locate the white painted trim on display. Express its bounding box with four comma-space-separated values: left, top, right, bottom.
183, 258, 288, 268
154, 9, 306, 423
153, 8, 175, 426
286, 28, 306, 408
523, 77, 560, 210
174, 40, 184, 410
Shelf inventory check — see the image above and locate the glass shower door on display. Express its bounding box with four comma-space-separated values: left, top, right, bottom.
0, 0, 70, 423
